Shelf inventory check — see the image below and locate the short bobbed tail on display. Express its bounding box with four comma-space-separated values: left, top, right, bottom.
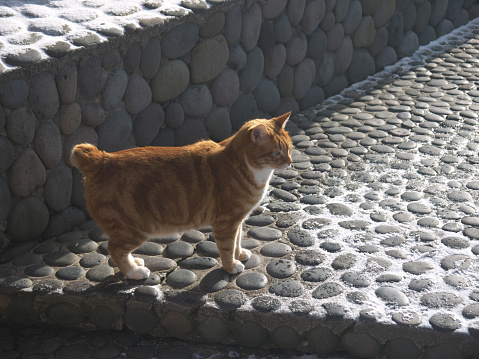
70, 143, 105, 176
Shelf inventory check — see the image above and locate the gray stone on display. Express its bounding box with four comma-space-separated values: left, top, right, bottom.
388, 12, 404, 47
349, 48, 376, 83
230, 94, 258, 130
81, 102, 106, 127
375, 46, 398, 70
332, 253, 356, 269
236, 272, 268, 290
7, 196, 49, 241
253, 78, 280, 113
151, 59, 189, 103
224, 5, 241, 45
28, 72, 59, 121
343, 1, 362, 34
200, 268, 230, 293
56, 62, 77, 104
342, 272, 371, 288
240, 3, 261, 51
262, 0, 287, 19
258, 20, 275, 54
312, 282, 343, 299
307, 28, 327, 60
463, 304, 479, 319
181, 85, 213, 118
228, 45, 247, 71
211, 69, 240, 107
274, 15, 292, 43
6, 107, 36, 145
264, 44, 286, 80
180, 257, 218, 270
429, 0, 448, 27
316, 51, 335, 86
124, 74, 152, 115
59, 103, 81, 135
269, 279, 304, 297
9, 149, 46, 197
139, 37, 161, 79
266, 259, 296, 278
300, 86, 325, 110
0, 178, 10, 223
251, 295, 281, 312
191, 35, 228, 83
397, 31, 419, 58
301, 267, 332, 282
134, 102, 164, 146
327, 202, 353, 216
288, 0, 306, 26
414, 1, 431, 33
44, 41, 71, 58
44, 165, 72, 212
370, 26, 388, 56
33, 122, 62, 170
200, 12, 225, 38
96, 110, 132, 152
278, 65, 294, 97
161, 22, 199, 58
102, 49, 121, 70
3, 48, 41, 67
166, 269, 197, 288
101, 68, 127, 111
164, 102, 184, 129
336, 36, 353, 73
239, 47, 264, 93
327, 23, 344, 52
375, 287, 409, 305
286, 30, 307, 65
373, 0, 395, 27
152, 128, 175, 147
353, 16, 375, 48
86, 265, 114, 282
1, 79, 28, 108
248, 227, 282, 241
205, 107, 231, 142
421, 292, 462, 308
301, 0, 325, 35
44, 207, 86, 238
293, 58, 316, 100
123, 42, 141, 74
341, 333, 381, 358
78, 58, 102, 100
175, 118, 208, 146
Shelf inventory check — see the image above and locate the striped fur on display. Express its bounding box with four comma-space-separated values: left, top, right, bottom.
71, 112, 292, 279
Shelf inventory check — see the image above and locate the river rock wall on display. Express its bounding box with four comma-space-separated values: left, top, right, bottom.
1, 0, 479, 253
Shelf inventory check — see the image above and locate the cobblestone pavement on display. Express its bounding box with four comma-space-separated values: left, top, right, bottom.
3, 18, 479, 359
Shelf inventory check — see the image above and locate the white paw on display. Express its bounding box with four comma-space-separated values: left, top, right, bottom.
126, 266, 150, 280
241, 248, 252, 261
230, 260, 245, 274
134, 257, 145, 266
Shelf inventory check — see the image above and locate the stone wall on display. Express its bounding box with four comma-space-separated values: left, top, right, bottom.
1, 0, 479, 254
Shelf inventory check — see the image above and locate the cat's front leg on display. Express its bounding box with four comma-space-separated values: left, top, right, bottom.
213, 224, 245, 274
235, 226, 252, 261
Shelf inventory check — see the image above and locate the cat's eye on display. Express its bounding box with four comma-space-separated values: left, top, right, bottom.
272, 151, 281, 157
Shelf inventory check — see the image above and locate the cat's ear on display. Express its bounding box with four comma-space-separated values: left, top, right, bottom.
251, 125, 268, 143
273, 111, 291, 129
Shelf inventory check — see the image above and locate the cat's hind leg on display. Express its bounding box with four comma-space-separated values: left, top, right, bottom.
107, 235, 151, 280
234, 226, 251, 261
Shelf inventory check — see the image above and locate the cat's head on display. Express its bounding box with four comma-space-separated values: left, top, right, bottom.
243, 112, 293, 170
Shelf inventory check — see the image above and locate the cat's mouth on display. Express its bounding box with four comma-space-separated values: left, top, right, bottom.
277, 163, 291, 170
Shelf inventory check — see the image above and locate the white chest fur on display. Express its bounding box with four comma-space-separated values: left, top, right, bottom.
252, 167, 274, 188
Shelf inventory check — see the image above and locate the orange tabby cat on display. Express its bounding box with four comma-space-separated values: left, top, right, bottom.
71, 112, 292, 280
